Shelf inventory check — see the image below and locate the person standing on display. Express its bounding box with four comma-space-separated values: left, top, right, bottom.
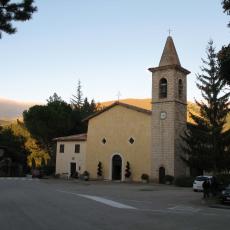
202, 179, 210, 199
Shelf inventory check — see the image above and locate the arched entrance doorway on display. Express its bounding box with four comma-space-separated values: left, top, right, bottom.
112, 155, 122, 180
159, 166, 165, 184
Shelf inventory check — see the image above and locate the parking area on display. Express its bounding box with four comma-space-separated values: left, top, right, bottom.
0, 178, 229, 230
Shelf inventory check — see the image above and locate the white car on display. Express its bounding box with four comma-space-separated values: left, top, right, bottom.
193, 175, 213, 192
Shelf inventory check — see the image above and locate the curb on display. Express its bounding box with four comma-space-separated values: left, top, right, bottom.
209, 204, 230, 210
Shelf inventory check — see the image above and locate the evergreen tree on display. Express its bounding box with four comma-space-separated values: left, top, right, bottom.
71, 80, 83, 110
47, 93, 63, 104
218, 1, 230, 86
0, 0, 37, 38
81, 98, 97, 118
125, 161, 131, 178
222, 0, 230, 27
218, 44, 230, 86
97, 161, 102, 177
182, 41, 230, 175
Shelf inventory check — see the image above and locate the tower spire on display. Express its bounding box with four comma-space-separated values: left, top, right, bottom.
159, 36, 181, 67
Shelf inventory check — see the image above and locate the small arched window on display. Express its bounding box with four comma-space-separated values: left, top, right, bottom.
159, 78, 167, 98
178, 79, 183, 99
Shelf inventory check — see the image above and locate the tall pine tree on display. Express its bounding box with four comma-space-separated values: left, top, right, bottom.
182, 41, 230, 175
71, 80, 83, 110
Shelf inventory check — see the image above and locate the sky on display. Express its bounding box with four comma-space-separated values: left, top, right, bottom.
0, 0, 229, 104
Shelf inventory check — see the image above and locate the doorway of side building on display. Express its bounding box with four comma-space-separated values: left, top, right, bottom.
70, 162, 76, 177
159, 166, 165, 184
112, 155, 122, 180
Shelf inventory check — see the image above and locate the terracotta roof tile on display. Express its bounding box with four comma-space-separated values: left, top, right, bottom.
53, 133, 87, 142
82, 101, 151, 121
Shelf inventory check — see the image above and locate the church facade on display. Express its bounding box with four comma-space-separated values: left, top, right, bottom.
55, 36, 190, 182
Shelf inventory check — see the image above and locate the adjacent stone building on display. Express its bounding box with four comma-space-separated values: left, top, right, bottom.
54, 134, 86, 177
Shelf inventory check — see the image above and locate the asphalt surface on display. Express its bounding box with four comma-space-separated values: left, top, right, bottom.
0, 178, 229, 230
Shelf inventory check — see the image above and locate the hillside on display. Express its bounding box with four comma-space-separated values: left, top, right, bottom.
100, 98, 230, 130
0, 120, 12, 126
0, 98, 36, 120
0, 97, 229, 130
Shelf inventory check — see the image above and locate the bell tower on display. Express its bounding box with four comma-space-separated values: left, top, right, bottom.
149, 36, 190, 182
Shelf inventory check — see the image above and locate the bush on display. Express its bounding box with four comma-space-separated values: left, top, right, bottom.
163, 175, 174, 184
125, 161, 131, 178
174, 176, 194, 187
82, 170, 90, 181
141, 173, 149, 181
97, 161, 102, 177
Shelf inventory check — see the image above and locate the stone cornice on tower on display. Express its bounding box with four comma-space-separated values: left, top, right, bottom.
148, 36, 190, 75
148, 64, 190, 75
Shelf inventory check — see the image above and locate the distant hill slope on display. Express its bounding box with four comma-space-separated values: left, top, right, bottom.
0, 98, 36, 120
0, 97, 229, 130
0, 120, 12, 126
100, 98, 230, 130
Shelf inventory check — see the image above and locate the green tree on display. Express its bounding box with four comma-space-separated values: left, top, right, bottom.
0, 127, 28, 173
10, 121, 50, 169
24, 91, 99, 170
218, 44, 230, 86
97, 161, 102, 177
23, 93, 75, 167
71, 80, 83, 110
0, 0, 37, 38
71, 81, 98, 132
47, 93, 63, 104
218, 1, 230, 85
222, 0, 230, 27
182, 41, 230, 175
125, 161, 131, 178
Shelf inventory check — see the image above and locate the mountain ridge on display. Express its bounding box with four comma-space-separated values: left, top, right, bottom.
0, 97, 229, 130
0, 97, 39, 120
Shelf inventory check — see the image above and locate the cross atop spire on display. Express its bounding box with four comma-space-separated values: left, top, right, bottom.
168, 28, 172, 36
116, 91, 121, 101
159, 36, 181, 67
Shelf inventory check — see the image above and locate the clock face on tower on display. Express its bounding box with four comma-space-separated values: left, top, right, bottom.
160, 111, 167, 120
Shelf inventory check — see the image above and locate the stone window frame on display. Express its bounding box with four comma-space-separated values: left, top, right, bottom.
74, 144, 80, 153
59, 144, 64, 153
159, 78, 167, 99
178, 79, 183, 99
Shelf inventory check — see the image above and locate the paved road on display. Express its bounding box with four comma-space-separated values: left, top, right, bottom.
0, 178, 229, 230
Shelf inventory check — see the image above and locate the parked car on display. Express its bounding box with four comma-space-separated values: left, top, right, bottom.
32, 169, 41, 178
220, 185, 230, 204
193, 175, 212, 192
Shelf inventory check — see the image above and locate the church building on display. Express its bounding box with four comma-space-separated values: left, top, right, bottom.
55, 36, 190, 182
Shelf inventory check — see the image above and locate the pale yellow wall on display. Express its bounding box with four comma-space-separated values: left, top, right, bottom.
56, 141, 86, 175
85, 105, 151, 181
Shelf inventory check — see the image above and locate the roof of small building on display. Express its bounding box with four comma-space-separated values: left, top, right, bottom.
83, 101, 152, 121
53, 133, 87, 142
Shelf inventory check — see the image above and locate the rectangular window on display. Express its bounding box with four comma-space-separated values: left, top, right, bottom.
75, 144, 80, 153
59, 144, 64, 153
